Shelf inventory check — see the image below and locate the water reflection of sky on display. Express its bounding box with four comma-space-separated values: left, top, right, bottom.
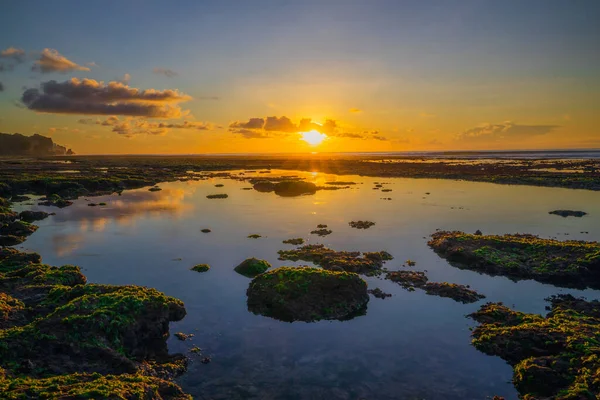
14, 170, 600, 400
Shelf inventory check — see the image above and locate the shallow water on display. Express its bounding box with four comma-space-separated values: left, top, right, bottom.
13, 170, 600, 400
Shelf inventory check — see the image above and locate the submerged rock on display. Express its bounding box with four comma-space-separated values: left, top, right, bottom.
234, 258, 271, 277
428, 230, 600, 289
18, 210, 50, 222
191, 264, 210, 273
368, 288, 392, 299
246, 266, 369, 322
278, 244, 393, 275
549, 209, 587, 217
469, 295, 600, 399
174, 332, 194, 341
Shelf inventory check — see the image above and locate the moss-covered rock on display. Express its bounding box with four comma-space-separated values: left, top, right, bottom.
1, 220, 38, 237
386, 270, 428, 290
234, 258, 271, 277
422, 282, 485, 304
190, 264, 210, 273
0, 235, 26, 247
37, 194, 73, 208
0, 372, 192, 400
469, 295, 600, 399
282, 238, 304, 245
246, 266, 369, 322
428, 230, 600, 289
278, 244, 393, 275
349, 220, 376, 229
18, 210, 50, 222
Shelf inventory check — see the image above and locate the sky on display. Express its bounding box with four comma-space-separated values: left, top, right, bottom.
1, 0, 599, 154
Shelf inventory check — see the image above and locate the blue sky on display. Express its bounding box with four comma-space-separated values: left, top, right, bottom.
1, 0, 599, 153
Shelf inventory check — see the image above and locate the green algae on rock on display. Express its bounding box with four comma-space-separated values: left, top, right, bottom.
38, 194, 73, 208
0, 372, 192, 400
234, 258, 271, 277
0, 220, 38, 237
310, 228, 332, 237
283, 238, 304, 245
278, 244, 393, 275
247, 234, 262, 239
428, 230, 600, 289
190, 264, 210, 273
549, 209, 588, 217
469, 295, 600, 399
246, 266, 369, 322
386, 270, 428, 290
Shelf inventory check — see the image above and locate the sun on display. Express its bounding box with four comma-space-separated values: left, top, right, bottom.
300, 130, 327, 146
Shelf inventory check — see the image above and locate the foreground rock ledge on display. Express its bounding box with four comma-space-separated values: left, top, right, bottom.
246, 266, 369, 322
0, 246, 190, 399
428, 230, 600, 289
469, 295, 600, 399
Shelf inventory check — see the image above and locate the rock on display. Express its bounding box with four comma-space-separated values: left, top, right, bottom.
278, 244, 393, 275
549, 210, 587, 217
422, 282, 485, 304
310, 228, 332, 236
368, 288, 392, 299
18, 210, 50, 222
273, 181, 317, 197
200, 228, 211, 233
234, 258, 271, 277
0, 220, 38, 237
252, 181, 276, 192
428, 230, 600, 289
174, 332, 194, 341
247, 266, 369, 322
469, 295, 600, 399
190, 264, 210, 273
349, 220, 376, 229
247, 234, 262, 239
386, 270, 428, 290
38, 194, 72, 208
148, 186, 162, 192
206, 194, 228, 199
282, 238, 304, 245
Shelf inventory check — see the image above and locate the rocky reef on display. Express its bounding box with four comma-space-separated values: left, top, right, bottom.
277, 244, 393, 275
0, 197, 190, 398
469, 295, 600, 399
428, 231, 600, 289
246, 266, 369, 322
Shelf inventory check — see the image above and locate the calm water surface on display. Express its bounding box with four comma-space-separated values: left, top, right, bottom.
13, 170, 600, 400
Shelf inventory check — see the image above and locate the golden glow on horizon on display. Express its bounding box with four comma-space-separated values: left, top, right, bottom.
300, 130, 327, 146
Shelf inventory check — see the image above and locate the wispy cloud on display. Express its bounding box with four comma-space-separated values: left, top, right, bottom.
22, 78, 191, 118
0, 47, 26, 63
153, 67, 178, 77
79, 116, 213, 137
32, 49, 91, 73
118, 73, 131, 84
349, 108, 362, 113
456, 121, 558, 142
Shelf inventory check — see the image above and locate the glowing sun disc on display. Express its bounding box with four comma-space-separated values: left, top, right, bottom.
300, 130, 327, 145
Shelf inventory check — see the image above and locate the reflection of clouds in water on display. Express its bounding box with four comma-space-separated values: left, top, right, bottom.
52, 233, 84, 257
52, 187, 192, 229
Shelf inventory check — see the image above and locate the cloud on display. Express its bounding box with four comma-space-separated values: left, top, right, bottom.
32, 49, 90, 73
153, 67, 178, 77
349, 108, 362, 113
231, 129, 270, 139
0, 82, 3, 92
22, 78, 191, 118
78, 116, 213, 137
456, 121, 559, 142
229, 115, 388, 141
118, 73, 131, 84
1, 47, 26, 63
